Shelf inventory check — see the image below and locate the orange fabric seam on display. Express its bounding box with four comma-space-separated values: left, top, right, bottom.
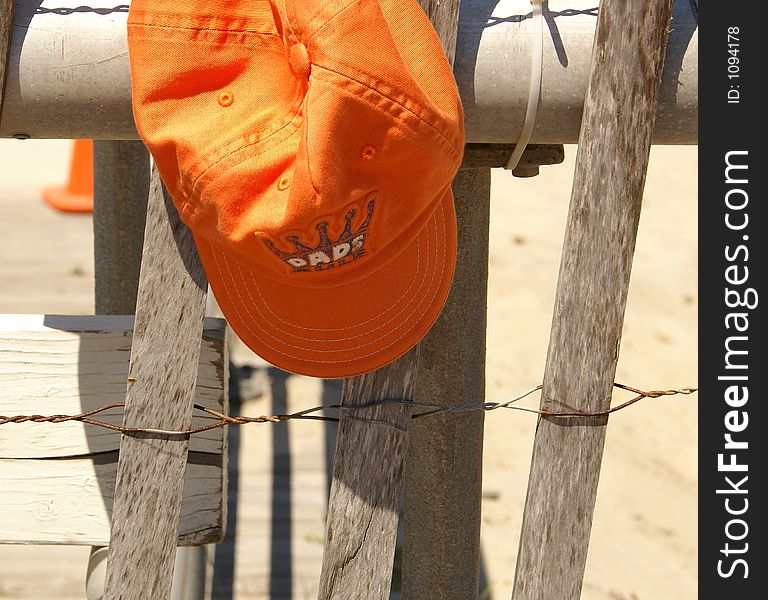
128, 22, 281, 42
128, 10, 279, 32
312, 65, 463, 160
304, 0, 365, 45
185, 115, 304, 209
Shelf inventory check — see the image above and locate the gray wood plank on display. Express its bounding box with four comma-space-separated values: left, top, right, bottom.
93, 140, 151, 315
402, 166, 490, 600
0, 0, 13, 115
88, 137, 151, 598
103, 166, 211, 600
317, 2, 463, 598
317, 347, 419, 600
511, 1, 676, 599
0, 314, 227, 459
0, 455, 224, 546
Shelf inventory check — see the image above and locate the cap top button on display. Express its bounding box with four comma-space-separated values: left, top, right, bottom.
289, 43, 311, 79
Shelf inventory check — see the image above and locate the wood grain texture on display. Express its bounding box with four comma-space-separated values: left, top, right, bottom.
91, 132, 153, 596
511, 1, 675, 599
402, 167, 490, 599
103, 166, 214, 600
0, 0, 12, 116
317, 347, 419, 600
318, 3, 462, 599
0, 315, 226, 458
0, 455, 223, 546
93, 141, 151, 315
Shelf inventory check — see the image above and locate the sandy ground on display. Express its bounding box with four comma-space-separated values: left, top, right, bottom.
0, 140, 697, 599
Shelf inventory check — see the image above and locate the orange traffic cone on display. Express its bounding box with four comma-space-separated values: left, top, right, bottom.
42, 139, 94, 213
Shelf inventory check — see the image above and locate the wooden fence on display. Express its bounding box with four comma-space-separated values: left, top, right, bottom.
1, 0, 688, 598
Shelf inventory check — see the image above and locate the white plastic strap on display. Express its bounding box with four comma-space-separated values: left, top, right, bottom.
505, 0, 544, 171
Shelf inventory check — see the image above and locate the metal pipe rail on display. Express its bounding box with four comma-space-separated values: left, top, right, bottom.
0, 0, 697, 143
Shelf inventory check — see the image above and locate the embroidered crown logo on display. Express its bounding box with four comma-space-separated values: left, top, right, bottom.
264, 199, 375, 272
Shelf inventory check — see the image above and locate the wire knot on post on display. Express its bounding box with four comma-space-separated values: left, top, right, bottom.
1, 383, 697, 436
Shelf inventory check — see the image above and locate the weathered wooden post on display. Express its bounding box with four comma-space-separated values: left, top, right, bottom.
86, 140, 150, 599
512, 1, 675, 598
318, 348, 419, 598
402, 165, 489, 598
317, 1, 464, 598
0, 1, 12, 116
102, 167, 210, 600
93, 141, 150, 314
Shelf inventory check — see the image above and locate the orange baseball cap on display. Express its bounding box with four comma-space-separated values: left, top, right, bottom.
127, 0, 464, 378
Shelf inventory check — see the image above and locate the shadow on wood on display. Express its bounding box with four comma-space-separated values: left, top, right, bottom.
0, 314, 227, 546
103, 168, 213, 600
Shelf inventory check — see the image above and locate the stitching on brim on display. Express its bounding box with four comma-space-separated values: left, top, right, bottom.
241, 221, 422, 340
212, 203, 443, 359
218, 222, 427, 346
206, 202, 447, 364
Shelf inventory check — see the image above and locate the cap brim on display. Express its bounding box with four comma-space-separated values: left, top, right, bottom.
197, 188, 457, 378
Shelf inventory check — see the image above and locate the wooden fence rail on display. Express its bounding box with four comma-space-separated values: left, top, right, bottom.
102, 167, 214, 600
512, 1, 676, 598
0, 0, 13, 114
318, 2, 469, 598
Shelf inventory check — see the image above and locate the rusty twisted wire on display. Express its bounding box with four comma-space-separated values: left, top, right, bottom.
1, 383, 696, 437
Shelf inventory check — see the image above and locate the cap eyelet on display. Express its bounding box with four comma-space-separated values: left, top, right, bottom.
360, 144, 377, 160
277, 177, 291, 191
218, 91, 234, 107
